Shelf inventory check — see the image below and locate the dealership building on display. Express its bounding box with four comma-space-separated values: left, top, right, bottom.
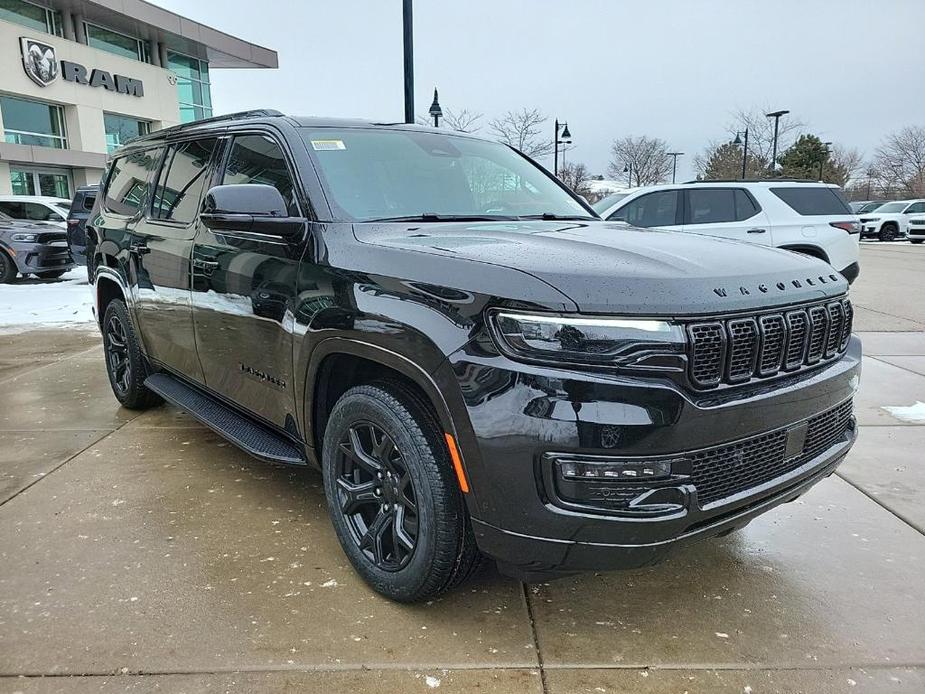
0, 0, 277, 197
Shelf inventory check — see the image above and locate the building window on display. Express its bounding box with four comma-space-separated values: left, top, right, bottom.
0, 0, 62, 36
104, 112, 150, 153
85, 22, 150, 62
167, 52, 213, 123
0, 95, 67, 149
10, 168, 71, 198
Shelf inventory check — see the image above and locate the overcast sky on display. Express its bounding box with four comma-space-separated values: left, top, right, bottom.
159, 0, 924, 182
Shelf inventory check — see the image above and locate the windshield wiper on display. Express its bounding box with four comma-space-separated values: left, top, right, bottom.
364, 213, 519, 223
518, 213, 598, 221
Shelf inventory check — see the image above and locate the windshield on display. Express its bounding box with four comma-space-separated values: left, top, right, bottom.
592, 193, 629, 213
302, 128, 594, 222
874, 202, 907, 213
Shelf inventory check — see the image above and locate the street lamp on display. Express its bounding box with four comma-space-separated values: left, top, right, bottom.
817, 141, 832, 180
553, 120, 572, 178
667, 151, 684, 184
623, 163, 633, 186
402, 0, 414, 123
765, 109, 790, 175
733, 128, 749, 179
428, 88, 442, 127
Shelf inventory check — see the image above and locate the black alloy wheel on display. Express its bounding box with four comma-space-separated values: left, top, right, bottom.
101, 299, 162, 410
105, 313, 132, 397
879, 225, 897, 242
0, 252, 15, 284
334, 422, 419, 571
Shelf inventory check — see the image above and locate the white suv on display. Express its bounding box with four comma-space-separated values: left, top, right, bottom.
0, 195, 71, 229
595, 181, 861, 283
858, 199, 925, 242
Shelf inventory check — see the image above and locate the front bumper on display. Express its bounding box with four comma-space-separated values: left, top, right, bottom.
8, 240, 74, 274
448, 336, 861, 580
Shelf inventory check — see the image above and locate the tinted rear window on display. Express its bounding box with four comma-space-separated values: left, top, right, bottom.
771, 187, 852, 215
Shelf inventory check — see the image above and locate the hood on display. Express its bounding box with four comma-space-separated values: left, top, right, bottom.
354, 221, 848, 315
0, 219, 61, 233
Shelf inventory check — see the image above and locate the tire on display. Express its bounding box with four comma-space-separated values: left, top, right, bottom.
879, 224, 898, 242
101, 299, 162, 410
35, 270, 67, 279
0, 252, 16, 284
321, 382, 483, 602
911, 240, 923, 245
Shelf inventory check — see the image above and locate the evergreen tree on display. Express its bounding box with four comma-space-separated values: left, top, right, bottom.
779, 134, 829, 180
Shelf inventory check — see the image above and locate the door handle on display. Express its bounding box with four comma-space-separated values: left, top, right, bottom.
747, 228, 767, 234
193, 258, 220, 276
128, 243, 150, 255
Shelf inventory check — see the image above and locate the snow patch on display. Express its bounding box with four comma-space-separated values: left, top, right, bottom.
881, 401, 925, 423
0, 269, 95, 332
424, 675, 441, 688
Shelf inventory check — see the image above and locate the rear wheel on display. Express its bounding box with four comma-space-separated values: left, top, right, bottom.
322, 382, 482, 601
879, 224, 898, 242
102, 299, 162, 410
0, 252, 16, 284
35, 270, 67, 280
911, 239, 923, 245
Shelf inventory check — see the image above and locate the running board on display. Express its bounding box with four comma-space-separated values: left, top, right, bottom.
144, 373, 307, 465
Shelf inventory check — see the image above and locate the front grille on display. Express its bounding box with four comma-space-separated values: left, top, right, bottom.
687, 298, 852, 388
37, 232, 67, 244
691, 400, 853, 506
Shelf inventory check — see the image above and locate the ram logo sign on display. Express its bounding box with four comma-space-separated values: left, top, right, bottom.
20, 37, 144, 97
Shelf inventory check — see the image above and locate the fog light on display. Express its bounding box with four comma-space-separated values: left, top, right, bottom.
557, 459, 673, 482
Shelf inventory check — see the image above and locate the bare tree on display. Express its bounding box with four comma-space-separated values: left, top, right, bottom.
558, 161, 591, 197
488, 108, 553, 159
443, 108, 482, 133
825, 145, 864, 187
727, 106, 804, 169
606, 135, 672, 186
870, 126, 925, 197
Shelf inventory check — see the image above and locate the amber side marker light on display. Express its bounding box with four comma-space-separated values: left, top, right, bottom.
444, 433, 470, 493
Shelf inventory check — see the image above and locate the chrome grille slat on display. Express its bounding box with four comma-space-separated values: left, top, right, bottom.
687, 298, 852, 389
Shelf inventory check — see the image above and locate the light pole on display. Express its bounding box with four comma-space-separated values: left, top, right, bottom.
428, 88, 442, 127
623, 163, 633, 186
766, 109, 789, 175
667, 151, 684, 183
817, 141, 832, 180
733, 128, 749, 179
553, 120, 571, 178
402, 0, 414, 123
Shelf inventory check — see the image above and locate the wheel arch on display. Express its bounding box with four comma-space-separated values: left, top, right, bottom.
779, 244, 830, 263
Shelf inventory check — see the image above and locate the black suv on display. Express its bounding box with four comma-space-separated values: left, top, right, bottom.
66, 185, 99, 266
88, 110, 860, 601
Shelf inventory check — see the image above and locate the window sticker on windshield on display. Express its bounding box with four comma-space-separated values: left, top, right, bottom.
311, 139, 346, 151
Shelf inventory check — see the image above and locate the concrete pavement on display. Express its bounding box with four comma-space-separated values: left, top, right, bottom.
1, 244, 924, 693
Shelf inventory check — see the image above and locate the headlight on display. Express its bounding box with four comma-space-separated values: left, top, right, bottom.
866, 217, 881, 222
11, 232, 38, 242
489, 310, 685, 365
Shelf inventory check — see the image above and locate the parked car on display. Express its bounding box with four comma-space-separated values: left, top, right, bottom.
591, 190, 635, 215
0, 195, 72, 229
859, 199, 925, 241
0, 211, 74, 283
849, 200, 888, 214
595, 180, 861, 283
66, 185, 99, 265
89, 111, 860, 601
907, 216, 925, 244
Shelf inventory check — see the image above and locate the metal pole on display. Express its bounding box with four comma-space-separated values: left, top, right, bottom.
667, 152, 683, 183
627, 164, 632, 187
553, 119, 559, 178
402, 0, 414, 124
770, 116, 781, 174
741, 128, 749, 179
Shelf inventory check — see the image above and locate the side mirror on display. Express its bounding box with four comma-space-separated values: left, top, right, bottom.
200, 184, 304, 238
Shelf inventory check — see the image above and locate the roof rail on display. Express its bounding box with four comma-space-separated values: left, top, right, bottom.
126, 109, 285, 144
683, 178, 821, 184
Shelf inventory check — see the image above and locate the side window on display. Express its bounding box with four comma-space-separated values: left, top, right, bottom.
23, 202, 54, 221
82, 194, 96, 211
222, 134, 299, 215
103, 148, 161, 216
610, 191, 678, 227
687, 189, 737, 225
151, 138, 218, 223
904, 202, 925, 214
734, 189, 760, 220
0, 202, 24, 219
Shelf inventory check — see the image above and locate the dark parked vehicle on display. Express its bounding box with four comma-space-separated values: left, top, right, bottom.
0, 211, 74, 283
89, 110, 860, 601
66, 185, 99, 265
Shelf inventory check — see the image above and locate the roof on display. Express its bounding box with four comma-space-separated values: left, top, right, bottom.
55, 0, 277, 68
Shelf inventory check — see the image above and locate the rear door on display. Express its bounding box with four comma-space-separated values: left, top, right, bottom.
191, 132, 305, 429
681, 187, 771, 244
606, 189, 682, 231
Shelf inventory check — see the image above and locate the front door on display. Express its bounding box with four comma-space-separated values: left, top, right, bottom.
681, 187, 772, 245
191, 133, 305, 429
131, 137, 219, 382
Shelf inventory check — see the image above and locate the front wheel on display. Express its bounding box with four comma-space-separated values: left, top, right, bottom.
0, 252, 16, 284
102, 299, 162, 410
879, 225, 898, 242
322, 383, 482, 601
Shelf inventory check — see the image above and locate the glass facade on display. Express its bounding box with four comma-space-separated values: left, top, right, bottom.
1, 95, 67, 148
10, 168, 71, 197
85, 22, 150, 62
168, 52, 213, 123
104, 112, 150, 153
0, 0, 62, 36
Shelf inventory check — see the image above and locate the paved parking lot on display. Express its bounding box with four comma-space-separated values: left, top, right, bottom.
1, 244, 924, 693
